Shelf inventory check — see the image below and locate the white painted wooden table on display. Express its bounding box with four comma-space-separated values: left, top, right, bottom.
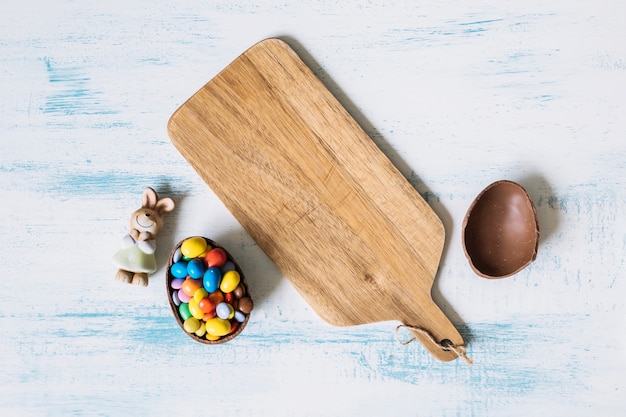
2, 1, 625, 416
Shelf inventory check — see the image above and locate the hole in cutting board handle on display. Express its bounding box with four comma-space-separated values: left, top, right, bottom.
398, 326, 472, 364
397, 297, 470, 363
440, 339, 453, 350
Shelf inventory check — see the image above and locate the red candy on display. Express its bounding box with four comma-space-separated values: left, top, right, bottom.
203, 311, 217, 321
228, 320, 240, 335
204, 248, 228, 268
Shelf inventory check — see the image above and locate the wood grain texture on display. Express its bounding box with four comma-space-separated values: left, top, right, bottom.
168, 38, 461, 361
1, 0, 625, 416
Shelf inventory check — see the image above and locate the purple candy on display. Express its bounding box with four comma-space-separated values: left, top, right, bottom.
170, 278, 184, 290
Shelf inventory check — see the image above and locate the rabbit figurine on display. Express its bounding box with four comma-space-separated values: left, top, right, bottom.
113, 187, 175, 286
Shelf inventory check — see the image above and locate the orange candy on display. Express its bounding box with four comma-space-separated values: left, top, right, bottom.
208, 291, 224, 306
181, 278, 203, 297
198, 297, 216, 314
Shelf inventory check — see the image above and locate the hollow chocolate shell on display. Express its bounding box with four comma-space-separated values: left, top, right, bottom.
166, 236, 252, 344
462, 180, 539, 279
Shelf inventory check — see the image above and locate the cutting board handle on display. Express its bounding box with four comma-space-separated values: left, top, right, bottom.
398, 298, 471, 363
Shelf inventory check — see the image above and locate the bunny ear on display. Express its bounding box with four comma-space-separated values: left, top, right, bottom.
142, 187, 158, 209
155, 197, 175, 215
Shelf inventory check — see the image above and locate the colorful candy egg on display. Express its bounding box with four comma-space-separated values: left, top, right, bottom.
188, 298, 205, 320
172, 247, 182, 264
203, 267, 222, 293
216, 302, 234, 320
170, 278, 184, 290
204, 318, 231, 337
205, 248, 227, 268
228, 321, 240, 335
237, 296, 253, 314
234, 311, 246, 323
194, 322, 206, 337
203, 311, 216, 321
170, 261, 188, 279
183, 317, 200, 333
187, 259, 205, 279
208, 291, 224, 306
193, 288, 208, 303
172, 291, 181, 306
181, 237, 209, 259
181, 277, 203, 298
198, 298, 216, 314
220, 270, 240, 293
222, 261, 236, 272
178, 303, 191, 321
177, 288, 191, 303
233, 284, 245, 298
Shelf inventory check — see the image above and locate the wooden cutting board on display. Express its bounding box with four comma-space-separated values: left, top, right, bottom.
167, 38, 464, 361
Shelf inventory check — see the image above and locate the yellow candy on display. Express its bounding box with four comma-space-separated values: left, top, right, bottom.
188, 298, 204, 320
183, 317, 200, 333
181, 237, 209, 259
194, 322, 206, 337
193, 288, 208, 303
205, 318, 231, 337
220, 270, 240, 293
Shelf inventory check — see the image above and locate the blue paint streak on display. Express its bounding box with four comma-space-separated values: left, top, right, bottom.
47, 170, 190, 197
42, 57, 117, 116
462, 27, 487, 34
458, 18, 505, 26
3, 308, 615, 415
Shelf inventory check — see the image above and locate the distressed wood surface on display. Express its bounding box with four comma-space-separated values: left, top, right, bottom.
1, 1, 625, 416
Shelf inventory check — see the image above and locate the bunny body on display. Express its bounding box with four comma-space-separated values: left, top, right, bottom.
113, 187, 175, 286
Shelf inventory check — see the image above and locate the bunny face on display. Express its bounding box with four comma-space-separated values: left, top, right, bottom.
129, 187, 175, 240
130, 206, 162, 236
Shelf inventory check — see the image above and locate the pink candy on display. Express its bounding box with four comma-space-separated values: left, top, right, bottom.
177, 289, 191, 303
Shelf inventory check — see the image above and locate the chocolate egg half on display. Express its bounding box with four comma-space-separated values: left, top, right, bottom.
462, 180, 539, 279
166, 236, 252, 344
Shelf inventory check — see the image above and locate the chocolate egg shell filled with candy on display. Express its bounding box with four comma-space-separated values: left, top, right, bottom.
166, 236, 253, 344
462, 180, 539, 279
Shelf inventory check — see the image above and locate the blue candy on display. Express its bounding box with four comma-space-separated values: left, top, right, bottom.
234, 311, 246, 323
187, 259, 205, 279
216, 302, 234, 320
203, 267, 222, 293
171, 261, 188, 279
